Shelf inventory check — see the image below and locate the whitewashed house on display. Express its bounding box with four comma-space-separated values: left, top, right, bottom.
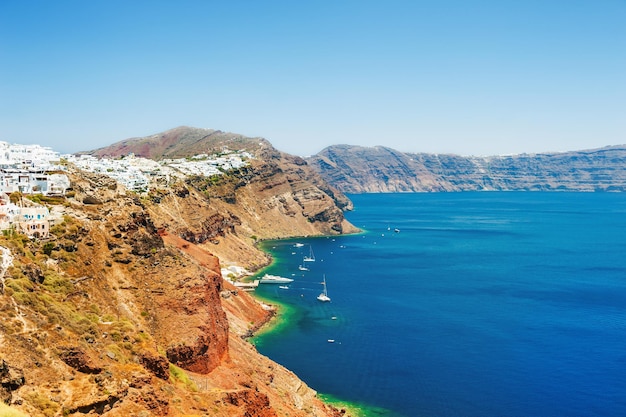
0, 169, 69, 195
0, 193, 19, 232
16, 206, 50, 238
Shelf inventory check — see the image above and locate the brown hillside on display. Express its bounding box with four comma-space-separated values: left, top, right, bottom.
84, 127, 356, 267
0, 169, 350, 416
85, 126, 269, 160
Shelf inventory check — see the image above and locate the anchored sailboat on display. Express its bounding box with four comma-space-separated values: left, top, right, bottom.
303, 245, 315, 262
317, 274, 331, 302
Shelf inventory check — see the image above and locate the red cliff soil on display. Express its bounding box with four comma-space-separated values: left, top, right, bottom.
160, 230, 348, 417
0, 169, 353, 416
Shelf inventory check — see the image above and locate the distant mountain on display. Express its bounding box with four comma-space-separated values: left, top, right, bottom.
84, 126, 268, 159
308, 145, 626, 193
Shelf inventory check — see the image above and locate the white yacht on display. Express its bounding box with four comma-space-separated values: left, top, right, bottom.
259, 274, 294, 284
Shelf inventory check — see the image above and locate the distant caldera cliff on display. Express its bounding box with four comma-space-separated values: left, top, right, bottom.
307, 144, 626, 193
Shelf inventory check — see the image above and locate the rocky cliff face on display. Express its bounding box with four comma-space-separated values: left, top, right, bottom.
0, 170, 349, 417
309, 144, 626, 193
87, 127, 356, 258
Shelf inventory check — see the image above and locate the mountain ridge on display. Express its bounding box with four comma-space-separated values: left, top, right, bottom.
84, 126, 270, 160
308, 144, 626, 193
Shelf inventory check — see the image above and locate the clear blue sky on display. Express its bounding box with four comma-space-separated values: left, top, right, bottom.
1, 0, 624, 156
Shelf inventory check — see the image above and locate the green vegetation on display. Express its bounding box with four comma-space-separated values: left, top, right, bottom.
24, 392, 59, 417
0, 402, 29, 417
23, 194, 66, 206
0, 214, 143, 355
8, 192, 22, 205
318, 393, 394, 417
184, 166, 254, 203
169, 363, 198, 391
49, 215, 79, 238
6, 190, 66, 206
42, 242, 54, 256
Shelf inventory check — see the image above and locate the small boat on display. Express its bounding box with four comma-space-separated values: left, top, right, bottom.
394, 228, 400, 233
303, 245, 315, 262
317, 274, 331, 302
259, 274, 294, 284
278, 285, 289, 290
327, 339, 335, 343
293, 243, 304, 248
298, 262, 309, 271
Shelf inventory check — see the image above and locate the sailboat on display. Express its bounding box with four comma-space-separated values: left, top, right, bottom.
303, 245, 315, 262
298, 258, 309, 271
317, 274, 331, 302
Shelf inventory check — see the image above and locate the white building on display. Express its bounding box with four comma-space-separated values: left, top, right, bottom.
65, 149, 253, 192
0, 196, 51, 239
0, 169, 69, 195
16, 206, 50, 238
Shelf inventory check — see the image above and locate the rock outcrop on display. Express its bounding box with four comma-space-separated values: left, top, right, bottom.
309, 144, 626, 193
0, 359, 24, 404
0, 167, 351, 416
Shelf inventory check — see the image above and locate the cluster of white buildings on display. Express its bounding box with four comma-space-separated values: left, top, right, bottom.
0, 141, 254, 238
65, 149, 252, 192
0, 142, 70, 238
0, 142, 70, 196
0, 141, 61, 171
164, 151, 251, 176
65, 153, 159, 193
0, 199, 52, 239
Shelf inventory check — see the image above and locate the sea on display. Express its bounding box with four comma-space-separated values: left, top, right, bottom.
252, 192, 626, 417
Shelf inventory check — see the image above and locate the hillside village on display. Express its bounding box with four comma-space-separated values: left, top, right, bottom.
0, 140, 253, 239
65, 148, 252, 192
0, 142, 68, 238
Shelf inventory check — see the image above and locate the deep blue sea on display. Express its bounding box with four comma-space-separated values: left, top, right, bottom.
253, 193, 626, 417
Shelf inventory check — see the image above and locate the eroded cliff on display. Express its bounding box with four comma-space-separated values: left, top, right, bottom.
0, 170, 350, 417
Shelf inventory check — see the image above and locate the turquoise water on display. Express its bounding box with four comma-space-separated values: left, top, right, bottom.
254, 193, 626, 417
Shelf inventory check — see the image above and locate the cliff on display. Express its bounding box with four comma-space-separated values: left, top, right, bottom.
309, 144, 626, 193
0, 169, 349, 417
0, 126, 360, 417
86, 127, 356, 268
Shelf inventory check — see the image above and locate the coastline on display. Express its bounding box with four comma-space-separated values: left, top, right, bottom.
246, 238, 397, 417
249, 292, 374, 417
